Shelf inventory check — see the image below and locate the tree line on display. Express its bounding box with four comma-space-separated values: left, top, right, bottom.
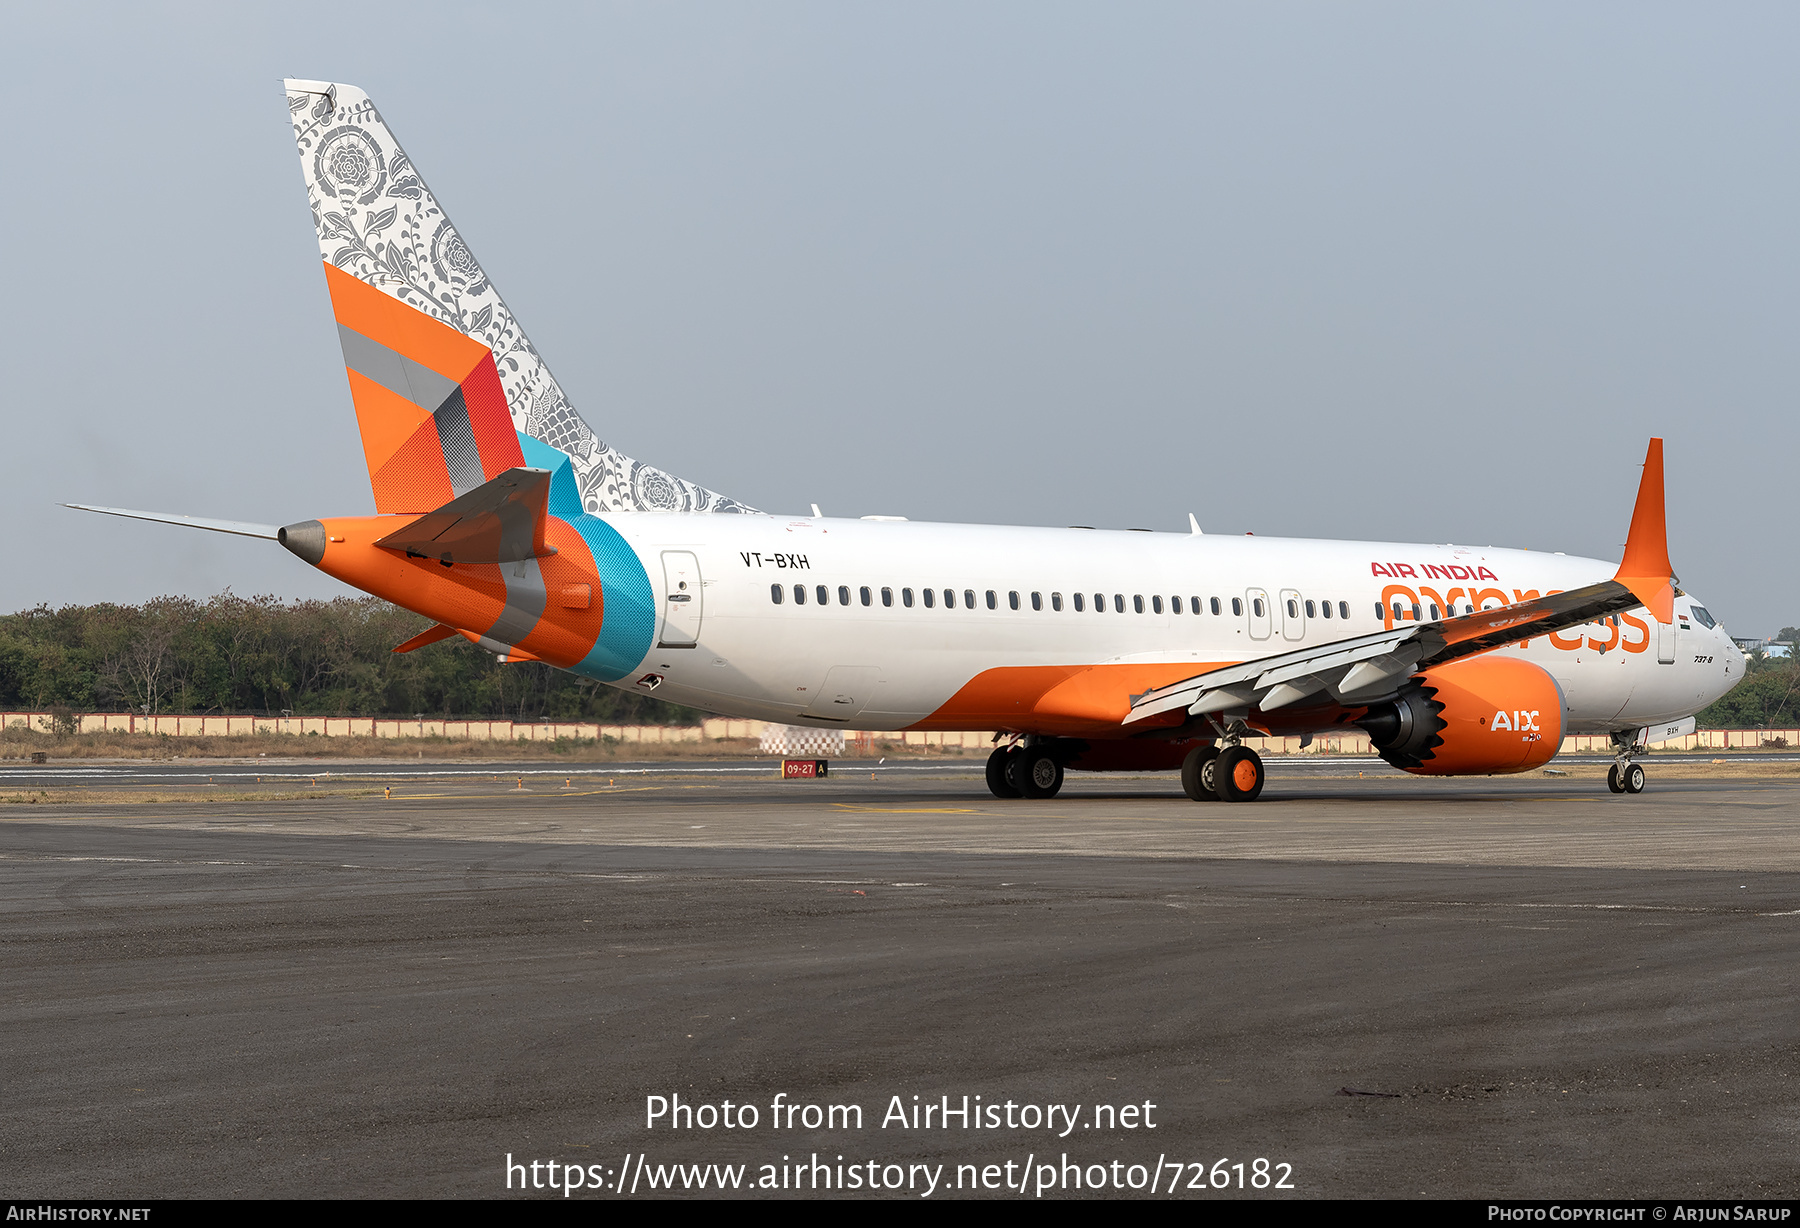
0, 594, 700, 723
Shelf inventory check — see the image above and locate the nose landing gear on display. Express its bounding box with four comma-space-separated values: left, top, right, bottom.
1607, 761, 1646, 794
1607, 730, 1647, 794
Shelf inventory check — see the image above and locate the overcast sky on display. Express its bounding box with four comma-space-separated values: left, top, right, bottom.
4, 3, 1794, 632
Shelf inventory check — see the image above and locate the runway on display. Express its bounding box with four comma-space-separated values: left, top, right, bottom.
3, 767, 1798, 1199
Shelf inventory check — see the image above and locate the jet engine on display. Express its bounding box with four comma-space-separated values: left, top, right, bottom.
1357, 655, 1566, 776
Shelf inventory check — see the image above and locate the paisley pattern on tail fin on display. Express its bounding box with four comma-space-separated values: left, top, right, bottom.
284, 80, 753, 515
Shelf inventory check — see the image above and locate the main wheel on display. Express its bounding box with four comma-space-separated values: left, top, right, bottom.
1606, 764, 1626, 794
1622, 762, 1646, 794
1180, 745, 1221, 801
1214, 745, 1265, 802
1020, 748, 1065, 799
1004, 748, 1029, 795
986, 747, 1021, 798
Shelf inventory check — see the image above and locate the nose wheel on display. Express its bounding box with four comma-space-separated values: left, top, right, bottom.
1607, 761, 1646, 794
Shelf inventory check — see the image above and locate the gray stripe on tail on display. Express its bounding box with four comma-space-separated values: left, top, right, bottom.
433, 389, 484, 495
336, 323, 461, 412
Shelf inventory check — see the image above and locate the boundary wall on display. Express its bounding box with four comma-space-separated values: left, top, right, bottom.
0, 713, 1794, 755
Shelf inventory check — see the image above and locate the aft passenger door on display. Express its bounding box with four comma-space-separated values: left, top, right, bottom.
658, 551, 703, 648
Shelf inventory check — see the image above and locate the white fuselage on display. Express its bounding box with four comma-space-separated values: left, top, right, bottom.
594, 514, 1743, 736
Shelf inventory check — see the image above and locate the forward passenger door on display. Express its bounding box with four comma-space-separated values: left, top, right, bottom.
1246, 588, 1271, 641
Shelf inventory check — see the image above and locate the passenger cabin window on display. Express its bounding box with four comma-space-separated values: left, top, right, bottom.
923, 588, 935, 608
1009, 591, 1021, 610
1429, 603, 1440, 620
1114, 594, 1125, 613
860, 586, 872, 606
1286, 599, 1298, 618
1253, 598, 1265, 617
985, 590, 997, 610
1411, 603, 1422, 621
794, 584, 806, 605
902, 588, 914, 608
1210, 597, 1221, 616
1133, 595, 1145, 614
1172, 596, 1182, 614
1315, 600, 1326, 619
1231, 598, 1242, 616
1152, 595, 1163, 614
882, 587, 893, 607
1093, 593, 1104, 612
1052, 592, 1063, 611
1074, 593, 1085, 612
942, 588, 954, 608
1031, 592, 1042, 611
771, 583, 784, 604
964, 589, 975, 609
839, 585, 851, 606
816, 585, 828, 606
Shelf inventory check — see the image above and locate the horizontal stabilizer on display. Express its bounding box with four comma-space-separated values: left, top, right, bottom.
373, 467, 558, 565
63, 504, 278, 540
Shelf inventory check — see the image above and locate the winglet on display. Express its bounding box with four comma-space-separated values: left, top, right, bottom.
1614, 438, 1675, 623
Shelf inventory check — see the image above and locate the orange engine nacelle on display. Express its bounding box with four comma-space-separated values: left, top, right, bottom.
1356, 655, 1565, 776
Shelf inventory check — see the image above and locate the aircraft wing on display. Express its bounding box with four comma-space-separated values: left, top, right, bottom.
1124, 578, 1653, 724
1126, 437, 1678, 726
372, 467, 558, 565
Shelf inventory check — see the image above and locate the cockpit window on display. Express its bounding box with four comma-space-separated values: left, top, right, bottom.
1689, 606, 1716, 629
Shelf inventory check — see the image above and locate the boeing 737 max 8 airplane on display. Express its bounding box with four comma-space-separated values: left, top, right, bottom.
69, 81, 1745, 802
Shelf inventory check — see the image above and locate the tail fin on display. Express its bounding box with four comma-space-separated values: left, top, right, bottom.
283, 79, 751, 516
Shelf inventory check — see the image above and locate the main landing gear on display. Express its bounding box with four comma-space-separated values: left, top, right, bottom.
1606, 730, 1647, 795
1180, 736, 1265, 803
986, 742, 1065, 799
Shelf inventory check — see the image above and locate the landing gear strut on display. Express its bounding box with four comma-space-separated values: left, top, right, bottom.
1607, 731, 1647, 795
